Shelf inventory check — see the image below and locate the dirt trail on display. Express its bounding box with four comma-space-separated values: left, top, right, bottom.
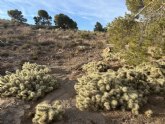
40, 64, 107, 124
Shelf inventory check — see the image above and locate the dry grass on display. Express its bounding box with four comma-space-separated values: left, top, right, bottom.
0, 24, 107, 76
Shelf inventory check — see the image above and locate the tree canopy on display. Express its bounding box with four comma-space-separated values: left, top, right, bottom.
126, 0, 164, 14
94, 22, 104, 32
34, 10, 52, 26
7, 9, 27, 23
107, 0, 165, 65
54, 14, 78, 29
38, 10, 49, 19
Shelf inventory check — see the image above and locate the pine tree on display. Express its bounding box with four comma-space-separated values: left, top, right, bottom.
54, 14, 78, 29
34, 10, 52, 26
7, 9, 27, 23
94, 22, 104, 32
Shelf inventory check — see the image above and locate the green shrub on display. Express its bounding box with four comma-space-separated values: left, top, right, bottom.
32, 100, 64, 124
0, 62, 59, 101
121, 46, 148, 65
107, 12, 165, 66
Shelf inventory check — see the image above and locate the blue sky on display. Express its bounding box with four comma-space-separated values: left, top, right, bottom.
0, 0, 127, 30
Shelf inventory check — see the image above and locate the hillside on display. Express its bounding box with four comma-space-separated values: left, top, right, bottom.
0, 25, 107, 124
0, 24, 165, 124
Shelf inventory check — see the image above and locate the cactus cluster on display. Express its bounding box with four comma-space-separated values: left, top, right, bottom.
75, 68, 148, 115
75, 49, 165, 115
147, 46, 163, 59
136, 62, 165, 94
0, 62, 59, 101
82, 61, 109, 73
32, 101, 64, 124
101, 47, 125, 63
156, 57, 165, 68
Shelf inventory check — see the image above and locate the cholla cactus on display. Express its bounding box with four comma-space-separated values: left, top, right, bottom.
101, 47, 125, 63
147, 46, 163, 59
32, 100, 64, 124
0, 62, 59, 101
75, 68, 147, 115
75, 58, 165, 115
82, 61, 109, 73
156, 56, 165, 69
101, 47, 113, 61
136, 62, 165, 94
144, 109, 153, 118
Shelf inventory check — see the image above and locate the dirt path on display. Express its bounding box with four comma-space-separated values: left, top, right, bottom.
40, 64, 108, 124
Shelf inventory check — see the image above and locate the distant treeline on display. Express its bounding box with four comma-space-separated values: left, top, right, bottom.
5, 9, 106, 32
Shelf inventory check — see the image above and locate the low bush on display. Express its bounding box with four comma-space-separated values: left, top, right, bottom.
80, 31, 91, 39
